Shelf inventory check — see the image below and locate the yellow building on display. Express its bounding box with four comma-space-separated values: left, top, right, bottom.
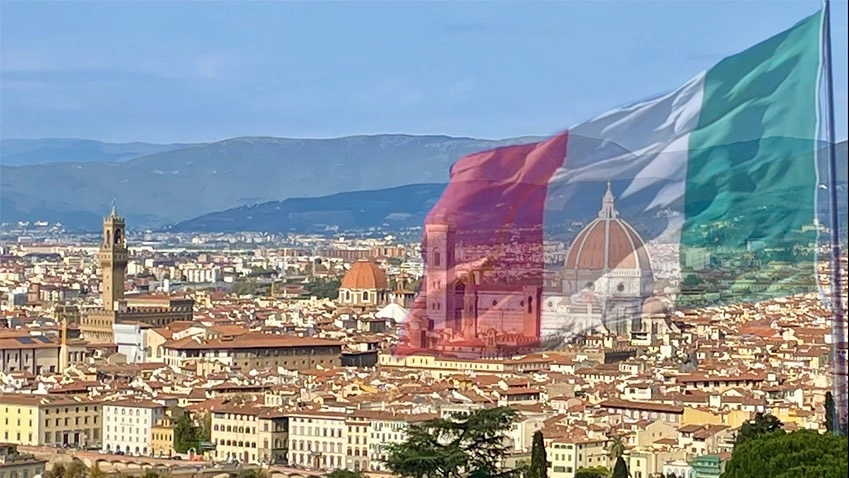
0, 443, 47, 478
682, 407, 723, 427
0, 394, 102, 447
151, 416, 176, 458
547, 435, 609, 478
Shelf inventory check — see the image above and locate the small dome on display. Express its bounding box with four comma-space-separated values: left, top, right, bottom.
564, 182, 651, 271
341, 259, 388, 290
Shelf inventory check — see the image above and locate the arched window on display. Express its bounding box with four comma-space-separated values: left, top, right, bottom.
105, 230, 111, 245
114, 228, 123, 244
362, 291, 369, 301
433, 251, 441, 267
528, 296, 533, 314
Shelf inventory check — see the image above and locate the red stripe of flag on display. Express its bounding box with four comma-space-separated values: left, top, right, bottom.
399, 132, 569, 355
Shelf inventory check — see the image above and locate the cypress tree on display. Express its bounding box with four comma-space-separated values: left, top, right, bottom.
825, 391, 835, 433
612, 456, 629, 478
528, 430, 547, 478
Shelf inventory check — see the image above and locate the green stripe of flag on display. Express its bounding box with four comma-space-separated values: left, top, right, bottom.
680, 10, 824, 307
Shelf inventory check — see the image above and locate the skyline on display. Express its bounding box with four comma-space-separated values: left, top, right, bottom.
1, 0, 847, 143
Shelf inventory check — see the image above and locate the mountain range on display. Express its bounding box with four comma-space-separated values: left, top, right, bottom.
1, 137, 846, 235
174, 140, 849, 236
0, 135, 541, 229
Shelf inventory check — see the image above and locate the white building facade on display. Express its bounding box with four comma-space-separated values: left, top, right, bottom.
102, 400, 166, 455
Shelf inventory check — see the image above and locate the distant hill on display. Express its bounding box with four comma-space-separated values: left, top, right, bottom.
0, 138, 194, 166
0, 135, 542, 229
173, 140, 849, 236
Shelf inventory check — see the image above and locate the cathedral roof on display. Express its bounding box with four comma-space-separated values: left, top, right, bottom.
340, 259, 388, 290
564, 182, 651, 271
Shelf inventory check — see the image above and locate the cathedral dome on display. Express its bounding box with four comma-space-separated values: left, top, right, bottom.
341, 259, 388, 290
564, 182, 651, 271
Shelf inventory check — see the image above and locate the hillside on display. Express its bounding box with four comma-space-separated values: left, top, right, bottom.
0, 135, 541, 229
173, 140, 848, 236
0, 138, 194, 166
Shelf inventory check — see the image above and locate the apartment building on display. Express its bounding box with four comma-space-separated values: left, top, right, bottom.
102, 399, 166, 455
345, 415, 369, 472
257, 409, 289, 465
151, 416, 176, 458
0, 394, 102, 447
547, 435, 609, 478
210, 404, 261, 463
286, 411, 348, 470
357, 410, 438, 472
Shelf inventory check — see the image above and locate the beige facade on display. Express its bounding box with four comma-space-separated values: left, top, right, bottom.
0, 334, 87, 375
547, 436, 609, 478
287, 411, 348, 470
163, 333, 342, 372
0, 395, 102, 447
211, 405, 261, 463
257, 411, 288, 465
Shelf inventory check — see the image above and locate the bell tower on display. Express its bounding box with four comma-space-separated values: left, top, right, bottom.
100, 203, 128, 311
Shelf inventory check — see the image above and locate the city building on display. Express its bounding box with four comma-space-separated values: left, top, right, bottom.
161, 332, 342, 371
102, 399, 166, 455
0, 443, 47, 478
0, 395, 102, 447
286, 411, 348, 470
80, 207, 194, 344
337, 259, 390, 309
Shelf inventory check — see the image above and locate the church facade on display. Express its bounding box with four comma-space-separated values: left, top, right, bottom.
406, 183, 675, 353
80, 207, 194, 344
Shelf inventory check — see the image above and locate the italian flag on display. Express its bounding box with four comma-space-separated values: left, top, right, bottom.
419, 9, 825, 337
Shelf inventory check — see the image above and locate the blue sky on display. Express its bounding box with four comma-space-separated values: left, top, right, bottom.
1, 0, 846, 143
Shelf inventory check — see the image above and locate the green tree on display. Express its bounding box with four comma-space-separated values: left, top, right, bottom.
306, 277, 341, 299
173, 413, 200, 453
722, 429, 848, 478
825, 391, 836, 433
527, 431, 547, 478
607, 435, 626, 460
734, 412, 782, 445
611, 457, 629, 478
575, 467, 610, 478
384, 406, 520, 478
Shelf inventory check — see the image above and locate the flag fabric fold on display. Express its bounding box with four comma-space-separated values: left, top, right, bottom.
402, 10, 826, 353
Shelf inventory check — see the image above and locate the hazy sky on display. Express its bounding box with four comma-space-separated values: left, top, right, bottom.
1, 0, 847, 143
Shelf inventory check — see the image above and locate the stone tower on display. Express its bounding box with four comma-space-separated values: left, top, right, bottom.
100, 204, 128, 311
424, 220, 456, 331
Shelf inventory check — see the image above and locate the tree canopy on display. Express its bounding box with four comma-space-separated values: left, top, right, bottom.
722, 429, 848, 478
383, 406, 521, 478
734, 412, 782, 445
